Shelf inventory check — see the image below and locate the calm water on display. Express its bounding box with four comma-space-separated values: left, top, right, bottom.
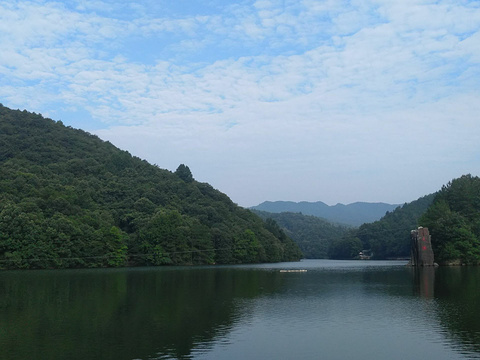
1, 260, 479, 360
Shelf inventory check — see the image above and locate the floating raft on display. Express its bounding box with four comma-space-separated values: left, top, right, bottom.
279, 269, 307, 273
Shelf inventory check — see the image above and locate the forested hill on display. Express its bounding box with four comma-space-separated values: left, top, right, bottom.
252, 210, 349, 259
251, 201, 399, 226
352, 193, 435, 259
420, 175, 480, 265
352, 175, 480, 263
0, 104, 302, 269
254, 195, 434, 260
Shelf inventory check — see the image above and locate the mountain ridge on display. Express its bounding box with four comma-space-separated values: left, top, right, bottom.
251, 200, 400, 226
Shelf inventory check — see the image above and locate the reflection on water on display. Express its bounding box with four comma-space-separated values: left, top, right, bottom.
0, 267, 284, 360
434, 267, 480, 356
411, 266, 436, 299
0, 261, 479, 360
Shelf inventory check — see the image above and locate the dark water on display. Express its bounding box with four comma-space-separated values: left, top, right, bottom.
1, 260, 479, 360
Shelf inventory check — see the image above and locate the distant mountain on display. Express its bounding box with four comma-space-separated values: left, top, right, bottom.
251, 201, 400, 226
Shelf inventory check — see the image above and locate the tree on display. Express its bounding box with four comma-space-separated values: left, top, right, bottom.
234, 230, 260, 263
420, 175, 480, 265
253, 211, 346, 259
328, 237, 363, 259
175, 164, 194, 183
105, 226, 128, 267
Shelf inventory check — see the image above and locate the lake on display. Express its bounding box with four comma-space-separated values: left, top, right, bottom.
1, 260, 479, 360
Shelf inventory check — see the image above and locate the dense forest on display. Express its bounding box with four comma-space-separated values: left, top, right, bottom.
329, 175, 480, 263
0, 104, 302, 269
252, 210, 349, 258
420, 175, 480, 265
254, 195, 435, 260
301, 194, 435, 260
352, 194, 435, 259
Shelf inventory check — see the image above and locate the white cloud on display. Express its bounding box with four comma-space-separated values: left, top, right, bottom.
1, 0, 479, 206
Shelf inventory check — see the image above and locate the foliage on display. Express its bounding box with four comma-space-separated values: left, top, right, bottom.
420, 175, 480, 265
352, 194, 435, 259
0, 104, 301, 269
253, 210, 349, 258
328, 236, 363, 260
175, 164, 194, 183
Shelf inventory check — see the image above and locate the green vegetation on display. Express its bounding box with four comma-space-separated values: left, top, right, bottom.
252, 176, 480, 263
312, 194, 435, 259
420, 175, 480, 265
335, 175, 480, 263
354, 194, 435, 259
327, 236, 363, 260
253, 210, 349, 258
256, 196, 434, 260
0, 104, 302, 269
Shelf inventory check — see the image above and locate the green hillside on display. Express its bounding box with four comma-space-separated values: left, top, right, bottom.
353, 194, 435, 259
324, 175, 480, 263
255, 195, 435, 260
420, 175, 480, 265
253, 210, 349, 258
322, 193, 435, 260
0, 104, 301, 269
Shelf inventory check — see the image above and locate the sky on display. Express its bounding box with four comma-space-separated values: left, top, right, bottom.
1, 0, 479, 207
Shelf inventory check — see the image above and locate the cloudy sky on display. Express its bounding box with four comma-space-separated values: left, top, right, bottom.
1, 0, 479, 207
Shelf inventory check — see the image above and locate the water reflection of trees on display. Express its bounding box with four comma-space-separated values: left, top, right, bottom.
408, 266, 480, 357
1, 265, 479, 359
357, 265, 480, 358
433, 267, 480, 356
0, 267, 285, 360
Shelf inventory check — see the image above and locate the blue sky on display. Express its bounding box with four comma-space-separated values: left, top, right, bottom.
1, 0, 479, 207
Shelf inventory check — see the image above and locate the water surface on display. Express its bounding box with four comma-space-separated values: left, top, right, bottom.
1, 260, 479, 359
